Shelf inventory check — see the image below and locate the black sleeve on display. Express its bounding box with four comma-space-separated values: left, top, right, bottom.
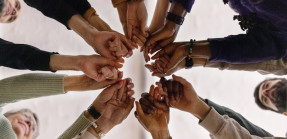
63, 0, 91, 16
0, 38, 55, 71
23, 0, 81, 28
205, 99, 274, 137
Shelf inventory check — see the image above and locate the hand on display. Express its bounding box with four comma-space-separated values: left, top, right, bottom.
85, 31, 123, 60
91, 81, 124, 114
112, 31, 137, 57
144, 21, 180, 62
145, 42, 188, 77
162, 75, 200, 113
100, 79, 135, 125
108, 37, 129, 58
127, 1, 148, 39
138, 85, 170, 122
63, 72, 123, 92
76, 55, 123, 81
131, 28, 149, 50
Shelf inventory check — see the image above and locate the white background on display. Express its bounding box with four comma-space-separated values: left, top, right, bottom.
0, 0, 286, 138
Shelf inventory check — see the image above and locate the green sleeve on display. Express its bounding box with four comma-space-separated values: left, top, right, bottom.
0, 73, 65, 106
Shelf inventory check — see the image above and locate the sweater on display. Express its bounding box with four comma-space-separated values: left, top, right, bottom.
0, 38, 55, 71
23, 0, 91, 28
200, 108, 286, 139
0, 73, 93, 139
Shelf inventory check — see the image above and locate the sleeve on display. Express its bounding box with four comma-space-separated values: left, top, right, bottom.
205, 99, 274, 137
63, 0, 91, 15
199, 108, 276, 139
0, 38, 56, 71
58, 112, 92, 139
23, 0, 80, 28
0, 73, 65, 105
208, 28, 287, 64
111, 0, 127, 7
204, 57, 287, 75
170, 0, 195, 12
0, 113, 17, 139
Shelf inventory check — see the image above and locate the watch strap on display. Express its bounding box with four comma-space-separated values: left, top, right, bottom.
166, 12, 184, 25
87, 105, 101, 120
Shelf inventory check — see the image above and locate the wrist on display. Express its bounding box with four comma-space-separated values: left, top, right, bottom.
68, 15, 99, 39
84, 110, 97, 122
95, 116, 115, 134
150, 129, 171, 139
188, 98, 211, 121
164, 20, 180, 34
50, 54, 79, 71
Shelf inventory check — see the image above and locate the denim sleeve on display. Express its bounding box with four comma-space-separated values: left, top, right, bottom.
205, 99, 274, 137
170, 0, 195, 12
208, 28, 287, 64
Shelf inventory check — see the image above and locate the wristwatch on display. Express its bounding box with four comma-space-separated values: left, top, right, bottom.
166, 12, 185, 25
87, 105, 101, 120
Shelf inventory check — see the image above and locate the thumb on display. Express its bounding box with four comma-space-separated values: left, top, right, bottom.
172, 74, 189, 87
105, 80, 123, 92
165, 54, 185, 73
127, 23, 133, 40
146, 31, 170, 47
135, 101, 145, 117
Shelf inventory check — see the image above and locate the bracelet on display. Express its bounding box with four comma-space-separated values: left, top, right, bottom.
166, 12, 184, 25
185, 39, 195, 69
91, 122, 105, 139
188, 39, 195, 57
87, 105, 101, 120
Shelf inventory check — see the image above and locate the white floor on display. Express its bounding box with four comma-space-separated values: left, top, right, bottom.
0, 0, 286, 138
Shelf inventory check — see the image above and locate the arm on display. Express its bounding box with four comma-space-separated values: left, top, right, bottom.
0, 38, 56, 71
204, 99, 273, 137
0, 73, 120, 106
171, 0, 195, 12
199, 108, 277, 139
208, 28, 287, 64
204, 57, 287, 76
149, 0, 170, 33
23, 0, 84, 28
0, 73, 64, 105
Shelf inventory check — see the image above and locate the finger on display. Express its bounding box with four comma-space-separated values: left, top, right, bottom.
105, 80, 123, 97
152, 72, 166, 77
154, 101, 169, 112
146, 31, 169, 48
127, 24, 133, 40
139, 98, 154, 114
127, 97, 135, 110
149, 85, 155, 97
135, 101, 145, 117
117, 80, 127, 100
172, 74, 189, 87
132, 36, 144, 47
98, 57, 123, 68
145, 64, 156, 73
151, 45, 174, 59
166, 80, 173, 98
127, 90, 135, 97
119, 33, 137, 50
144, 46, 150, 62
158, 37, 174, 48
165, 54, 185, 73
133, 29, 147, 43
172, 80, 180, 101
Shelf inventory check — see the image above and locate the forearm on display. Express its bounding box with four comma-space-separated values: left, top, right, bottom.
187, 98, 211, 121
0, 39, 55, 71
190, 41, 211, 59
67, 14, 98, 40
50, 54, 91, 71
208, 29, 287, 64
58, 111, 94, 139
0, 73, 65, 105
150, 130, 172, 139
149, 0, 170, 33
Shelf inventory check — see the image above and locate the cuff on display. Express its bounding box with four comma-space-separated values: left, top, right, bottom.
112, 0, 128, 7
199, 108, 226, 135
58, 112, 93, 139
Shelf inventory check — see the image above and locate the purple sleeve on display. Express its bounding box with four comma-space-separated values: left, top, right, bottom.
208, 28, 287, 64
170, 0, 195, 12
